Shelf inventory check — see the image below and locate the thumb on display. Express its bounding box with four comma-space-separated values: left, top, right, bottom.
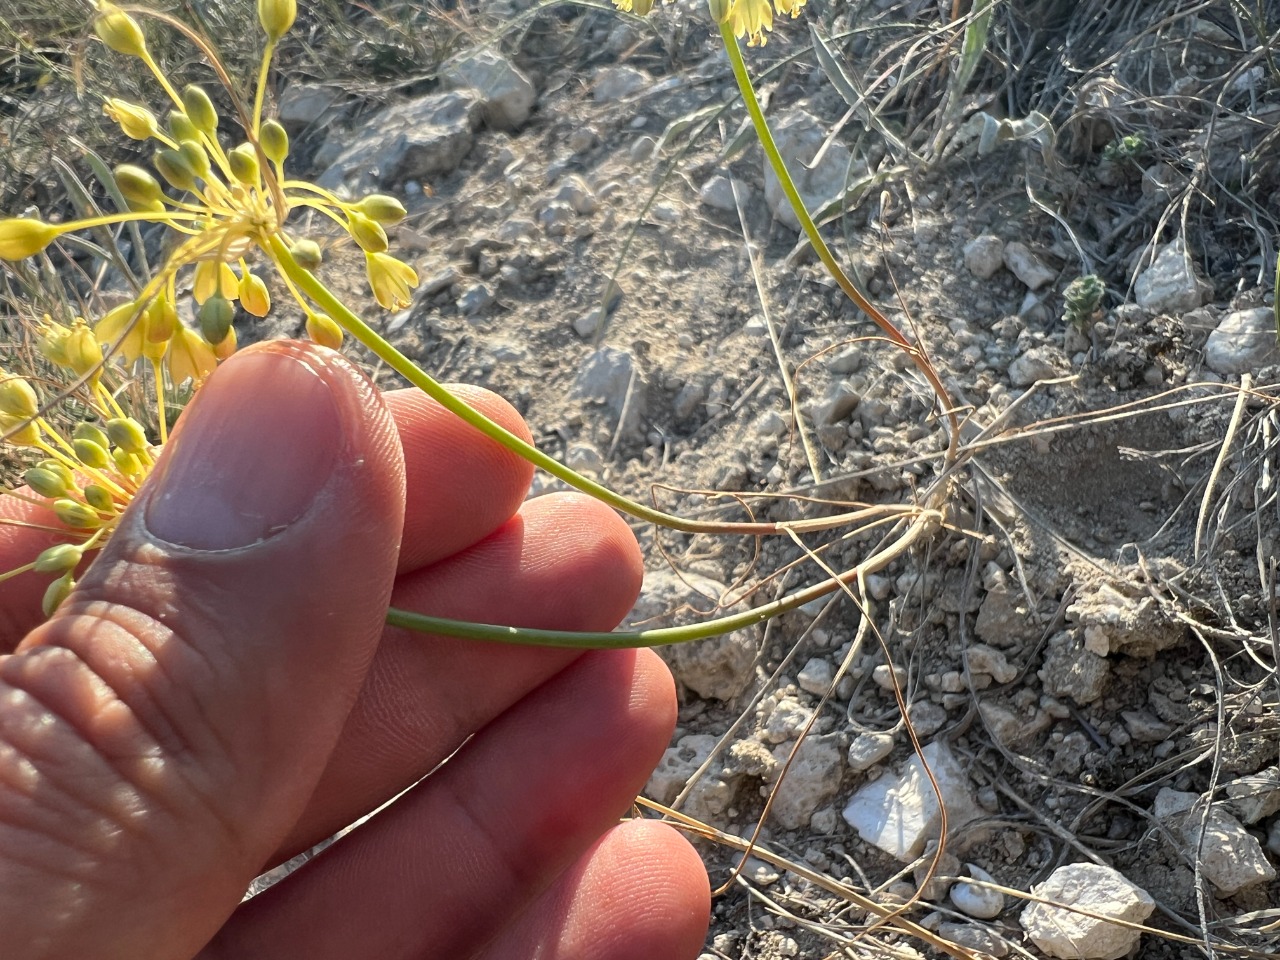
0, 341, 405, 960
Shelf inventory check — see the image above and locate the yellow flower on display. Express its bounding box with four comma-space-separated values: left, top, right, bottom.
167, 326, 217, 385
0, 218, 60, 261
95, 301, 146, 364
192, 259, 239, 304
104, 98, 159, 140
365, 252, 418, 310
774, 0, 804, 17
727, 0, 773, 46
239, 271, 271, 316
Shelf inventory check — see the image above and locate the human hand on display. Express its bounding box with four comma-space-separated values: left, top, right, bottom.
0, 341, 710, 959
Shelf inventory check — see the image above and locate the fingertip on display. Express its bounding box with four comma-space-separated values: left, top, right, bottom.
386, 385, 536, 570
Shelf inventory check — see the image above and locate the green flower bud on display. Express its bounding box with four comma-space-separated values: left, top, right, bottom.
73, 422, 110, 451
0, 374, 38, 419
104, 98, 159, 140
290, 238, 322, 270
306, 312, 343, 350
199, 294, 235, 345
112, 448, 143, 476
23, 466, 69, 498
632, 0, 654, 14
42, 572, 75, 617
114, 163, 163, 207
83, 484, 116, 513
106, 417, 148, 455
707, 0, 731, 23
168, 109, 199, 144
258, 0, 297, 41
347, 211, 388, 254
37, 459, 75, 488
356, 194, 407, 225
53, 498, 101, 529
181, 84, 218, 135
179, 139, 211, 182
94, 2, 147, 57
154, 148, 197, 191
259, 119, 289, 165
228, 143, 260, 185
34, 543, 84, 574
72, 437, 111, 471
0, 217, 60, 261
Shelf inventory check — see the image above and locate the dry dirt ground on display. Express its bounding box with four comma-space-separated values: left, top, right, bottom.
6, 1, 1280, 958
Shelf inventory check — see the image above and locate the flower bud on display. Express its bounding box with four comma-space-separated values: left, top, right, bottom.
37, 459, 75, 488
212, 325, 238, 361
0, 414, 40, 447
114, 163, 163, 207
259, 119, 289, 165
42, 573, 75, 617
144, 293, 177, 343
199, 294, 235, 345
348, 211, 388, 254
38, 321, 72, 366
72, 437, 111, 471
290, 238, 322, 270
83, 484, 116, 513
112, 448, 143, 476
34, 543, 84, 574
181, 85, 218, 136
258, 0, 297, 41
104, 98, 159, 140
179, 139, 212, 182
632, 0, 654, 13
167, 109, 199, 144
106, 417, 148, 455
707, 0, 731, 22
24, 466, 69, 498
54, 498, 101, 529
238, 271, 271, 317
0, 374, 38, 419
356, 194, 407, 224
228, 143, 260, 185
64, 321, 105, 383
94, 2, 147, 57
154, 148, 197, 191
306, 312, 343, 350
0, 217, 60, 261
73, 422, 110, 451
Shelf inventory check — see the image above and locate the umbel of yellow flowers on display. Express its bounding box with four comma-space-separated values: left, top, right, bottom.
613, 0, 807, 47
0, 0, 418, 401
0, 0, 419, 615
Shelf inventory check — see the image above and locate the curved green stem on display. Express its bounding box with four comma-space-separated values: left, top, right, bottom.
388, 507, 938, 648
268, 234, 772, 535
718, 22, 960, 463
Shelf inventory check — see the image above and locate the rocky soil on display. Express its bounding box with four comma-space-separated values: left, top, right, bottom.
9, 0, 1280, 957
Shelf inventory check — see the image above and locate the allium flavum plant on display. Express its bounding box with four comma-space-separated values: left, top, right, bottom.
3, 0, 949, 652
1, 0, 418, 611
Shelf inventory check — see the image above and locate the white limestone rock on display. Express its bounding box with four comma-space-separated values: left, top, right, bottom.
1204, 307, 1280, 375
769, 734, 844, 830
1068, 581, 1185, 657
441, 48, 536, 131
763, 109, 857, 231
645, 734, 735, 822
847, 731, 895, 772
963, 234, 1004, 279
1002, 241, 1057, 290
629, 570, 757, 702
1020, 863, 1155, 960
841, 741, 982, 861
1134, 240, 1206, 314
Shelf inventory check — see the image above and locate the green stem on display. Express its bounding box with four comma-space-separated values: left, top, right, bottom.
268, 234, 770, 535
388, 507, 935, 648
717, 22, 959, 462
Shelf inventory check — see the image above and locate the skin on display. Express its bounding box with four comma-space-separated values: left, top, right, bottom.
0, 341, 710, 960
